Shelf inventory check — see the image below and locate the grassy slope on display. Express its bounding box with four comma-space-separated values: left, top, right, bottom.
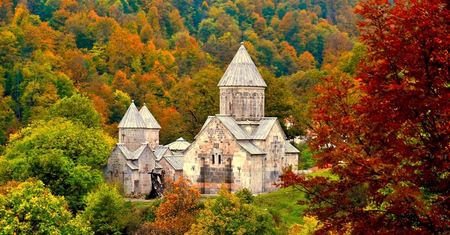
254, 186, 307, 227
253, 169, 334, 228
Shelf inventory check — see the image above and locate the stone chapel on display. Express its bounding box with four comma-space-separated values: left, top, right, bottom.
105, 102, 183, 195
183, 43, 299, 194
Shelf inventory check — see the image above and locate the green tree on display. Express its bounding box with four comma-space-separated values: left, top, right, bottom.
0, 91, 16, 146
0, 30, 19, 68
109, 89, 131, 124
49, 94, 102, 128
4, 118, 112, 168
0, 180, 91, 235
81, 184, 130, 235
296, 143, 315, 170
262, 69, 301, 137
235, 188, 254, 204
188, 187, 276, 235
2, 118, 112, 210
171, 66, 221, 139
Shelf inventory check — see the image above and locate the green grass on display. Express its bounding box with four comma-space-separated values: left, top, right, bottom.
129, 199, 161, 209
253, 169, 335, 228
254, 186, 307, 227
310, 168, 338, 180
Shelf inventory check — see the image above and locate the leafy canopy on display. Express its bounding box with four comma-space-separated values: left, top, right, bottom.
81, 184, 130, 235
188, 186, 276, 235
281, 0, 449, 233
2, 118, 112, 211
138, 177, 201, 235
0, 180, 91, 235
48, 94, 102, 128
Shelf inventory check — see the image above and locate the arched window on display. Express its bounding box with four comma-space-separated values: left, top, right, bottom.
218, 155, 222, 164
212, 155, 215, 164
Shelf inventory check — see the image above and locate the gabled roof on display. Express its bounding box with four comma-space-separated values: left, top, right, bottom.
139, 104, 161, 129
251, 117, 277, 139
166, 137, 191, 151
251, 117, 286, 140
194, 115, 251, 140
154, 145, 172, 161
126, 162, 139, 170
195, 115, 288, 141
238, 141, 266, 155
118, 101, 147, 128
218, 43, 267, 88
163, 156, 183, 171
116, 143, 150, 160
285, 141, 300, 154
198, 116, 214, 134
216, 115, 251, 140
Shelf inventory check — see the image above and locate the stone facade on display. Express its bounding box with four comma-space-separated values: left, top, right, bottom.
106, 43, 299, 196
220, 87, 265, 121
105, 102, 183, 196
106, 144, 155, 194
183, 44, 299, 194
158, 156, 183, 181
183, 115, 298, 194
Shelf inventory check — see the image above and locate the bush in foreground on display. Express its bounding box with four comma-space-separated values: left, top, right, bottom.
188, 187, 276, 235
0, 180, 91, 235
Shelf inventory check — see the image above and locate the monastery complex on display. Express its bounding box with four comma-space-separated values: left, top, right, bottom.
106, 43, 299, 195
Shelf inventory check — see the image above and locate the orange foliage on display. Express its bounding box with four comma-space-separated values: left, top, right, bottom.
138, 177, 200, 235
112, 70, 136, 96
88, 94, 109, 123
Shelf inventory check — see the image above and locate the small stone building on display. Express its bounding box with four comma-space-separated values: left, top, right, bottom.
105, 102, 182, 195
183, 44, 299, 194
158, 155, 184, 181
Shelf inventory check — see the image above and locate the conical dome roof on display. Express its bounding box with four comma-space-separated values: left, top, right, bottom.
218, 43, 267, 87
139, 104, 161, 129
118, 101, 147, 128
166, 137, 191, 151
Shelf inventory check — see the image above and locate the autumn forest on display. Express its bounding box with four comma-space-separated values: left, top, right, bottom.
0, 0, 448, 234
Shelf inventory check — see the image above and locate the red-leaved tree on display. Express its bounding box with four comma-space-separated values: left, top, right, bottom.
281, 0, 449, 233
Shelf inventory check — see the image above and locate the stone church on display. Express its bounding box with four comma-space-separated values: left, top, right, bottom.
105, 102, 183, 195
106, 43, 299, 196
183, 43, 299, 194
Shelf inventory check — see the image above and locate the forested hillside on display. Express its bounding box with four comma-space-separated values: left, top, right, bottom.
0, 0, 360, 145
0, 0, 448, 234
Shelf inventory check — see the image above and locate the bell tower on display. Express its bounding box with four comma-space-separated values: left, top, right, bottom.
218, 43, 267, 121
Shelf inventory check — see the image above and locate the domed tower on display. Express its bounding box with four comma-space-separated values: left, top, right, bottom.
218, 43, 267, 121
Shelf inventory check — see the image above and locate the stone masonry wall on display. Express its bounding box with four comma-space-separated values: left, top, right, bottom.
119, 128, 147, 151
220, 87, 265, 121
183, 118, 255, 193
